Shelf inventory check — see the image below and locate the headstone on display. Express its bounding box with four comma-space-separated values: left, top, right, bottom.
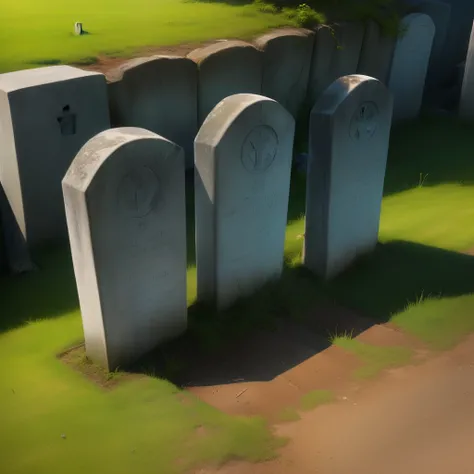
459, 21, 474, 119
357, 21, 396, 84
0, 65, 110, 249
74, 22, 83, 36
387, 13, 435, 120
304, 75, 393, 279
62, 127, 187, 371
188, 41, 262, 125
255, 29, 314, 117
0, 182, 35, 274
195, 93, 295, 310
309, 22, 365, 105
407, 0, 451, 101
107, 56, 197, 169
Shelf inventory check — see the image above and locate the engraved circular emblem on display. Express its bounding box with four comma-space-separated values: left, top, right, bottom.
118, 166, 160, 218
241, 125, 278, 173
349, 102, 379, 142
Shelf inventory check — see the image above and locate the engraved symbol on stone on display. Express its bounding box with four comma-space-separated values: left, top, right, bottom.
57, 105, 77, 136
241, 125, 278, 173
349, 102, 378, 142
118, 166, 160, 218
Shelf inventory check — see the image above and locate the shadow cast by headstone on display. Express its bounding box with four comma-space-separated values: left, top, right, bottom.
182, 0, 253, 6
327, 240, 474, 322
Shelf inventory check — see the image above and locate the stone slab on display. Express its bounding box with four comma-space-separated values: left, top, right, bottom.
255, 29, 314, 117
460, 21, 474, 119
188, 41, 262, 125
388, 13, 435, 119
194, 93, 295, 310
357, 20, 396, 84
107, 56, 198, 169
62, 127, 188, 370
0, 65, 110, 249
304, 75, 393, 279
309, 22, 365, 105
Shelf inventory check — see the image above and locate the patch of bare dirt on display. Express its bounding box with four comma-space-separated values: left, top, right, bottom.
191, 333, 474, 474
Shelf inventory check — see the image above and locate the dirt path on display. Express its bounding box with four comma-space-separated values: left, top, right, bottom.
193, 333, 474, 474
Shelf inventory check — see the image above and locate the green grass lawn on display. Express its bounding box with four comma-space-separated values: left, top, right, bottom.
1, 115, 474, 473
0, 0, 294, 73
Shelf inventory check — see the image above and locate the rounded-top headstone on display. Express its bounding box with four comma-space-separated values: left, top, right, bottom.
194, 93, 295, 310
304, 75, 393, 279
74, 22, 83, 35
62, 127, 187, 370
188, 41, 263, 125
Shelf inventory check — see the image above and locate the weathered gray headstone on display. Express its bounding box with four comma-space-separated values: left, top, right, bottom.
304, 75, 393, 279
255, 29, 314, 117
459, 21, 474, 119
309, 22, 365, 105
0, 65, 110, 249
107, 56, 197, 169
188, 41, 262, 125
62, 127, 187, 370
74, 22, 83, 35
195, 93, 295, 310
357, 21, 396, 84
388, 13, 435, 119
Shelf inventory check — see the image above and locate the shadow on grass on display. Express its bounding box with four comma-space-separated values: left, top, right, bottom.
129, 240, 474, 387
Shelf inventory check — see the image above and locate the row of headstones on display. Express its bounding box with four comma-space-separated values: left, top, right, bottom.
62, 75, 393, 371
0, 14, 435, 257
109, 14, 436, 168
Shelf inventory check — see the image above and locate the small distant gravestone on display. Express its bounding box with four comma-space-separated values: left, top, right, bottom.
62, 127, 188, 371
194, 93, 295, 310
304, 75, 393, 279
74, 22, 83, 36
387, 13, 435, 119
459, 21, 474, 119
0, 65, 110, 249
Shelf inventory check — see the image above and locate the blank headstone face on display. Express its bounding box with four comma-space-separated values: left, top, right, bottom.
107, 56, 197, 169
357, 21, 396, 84
62, 128, 187, 370
0, 65, 110, 249
309, 22, 365, 105
388, 13, 435, 119
188, 41, 262, 125
459, 21, 474, 119
305, 75, 393, 279
255, 29, 314, 117
195, 93, 295, 310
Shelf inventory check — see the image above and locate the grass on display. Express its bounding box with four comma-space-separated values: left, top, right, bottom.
299, 389, 335, 410
1, 115, 474, 472
331, 332, 413, 379
0, 0, 293, 73
0, 0, 409, 73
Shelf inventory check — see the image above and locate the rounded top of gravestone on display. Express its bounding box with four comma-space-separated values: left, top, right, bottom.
400, 12, 436, 32
195, 93, 292, 148
62, 127, 178, 191
187, 40, 258, 64
312, 75, 389, 116
106, 55, 191, 83
254, 28, 314, 49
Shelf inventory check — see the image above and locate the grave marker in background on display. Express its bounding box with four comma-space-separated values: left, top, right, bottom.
255, 29, 313, 117
459, 21, 474, 119
188, 41, 262, 125
62, 128, 187, 370
0, 65, 110, 249
305, 75, 393, 279
388, 13, 435, 119
194, 94, 295, 310
107, 56, 197, 169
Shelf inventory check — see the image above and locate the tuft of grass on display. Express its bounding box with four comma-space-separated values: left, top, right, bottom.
299, 389, 335, 411
391, 293, 474, 351
276, 407, 301, 422
331, 333, 413, 379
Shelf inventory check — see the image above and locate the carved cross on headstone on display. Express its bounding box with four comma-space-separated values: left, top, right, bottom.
57, 105, 77, 136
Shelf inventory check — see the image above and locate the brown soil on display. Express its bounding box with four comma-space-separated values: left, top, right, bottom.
190, 333, 474, 474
